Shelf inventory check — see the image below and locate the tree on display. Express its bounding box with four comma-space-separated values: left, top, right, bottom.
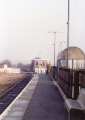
1, 60, 12, 67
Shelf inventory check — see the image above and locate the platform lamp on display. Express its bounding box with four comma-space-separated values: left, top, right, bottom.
67, 0, 70, 68
48, 32, 56, 67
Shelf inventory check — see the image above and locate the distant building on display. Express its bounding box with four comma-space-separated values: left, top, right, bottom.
0, 64, 21, 73
32, 58, 49, 73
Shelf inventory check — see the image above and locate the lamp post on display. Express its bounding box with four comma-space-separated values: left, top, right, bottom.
53, 32, 56, 67
48, 32, 56, 67
48, 32, 57, 79
48, 32, 63, 79
58, 41, 66, 53
48, 32, 63, 66
67, 0, 70, 68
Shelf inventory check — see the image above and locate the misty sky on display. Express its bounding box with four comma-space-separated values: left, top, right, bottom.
0, 0, 85, 64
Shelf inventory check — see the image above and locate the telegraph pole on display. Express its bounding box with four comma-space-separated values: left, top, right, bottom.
67, 0, 70, 68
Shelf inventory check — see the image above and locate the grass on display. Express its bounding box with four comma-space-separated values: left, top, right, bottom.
0, 73, 25, 97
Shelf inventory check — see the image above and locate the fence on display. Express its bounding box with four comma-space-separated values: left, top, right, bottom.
50, 67, 85, 99
79, 69, 85, 88
58, 59, 85, 69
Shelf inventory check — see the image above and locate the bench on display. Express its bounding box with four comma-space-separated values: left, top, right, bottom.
65, 89, 85, 120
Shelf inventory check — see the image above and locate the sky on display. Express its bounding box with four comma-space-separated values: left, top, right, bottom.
0, 0, 85, 64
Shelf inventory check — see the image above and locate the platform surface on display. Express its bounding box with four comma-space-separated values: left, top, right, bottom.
23, 74, 67, 120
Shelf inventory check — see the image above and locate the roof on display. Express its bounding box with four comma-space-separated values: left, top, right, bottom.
57, 46, 85, 60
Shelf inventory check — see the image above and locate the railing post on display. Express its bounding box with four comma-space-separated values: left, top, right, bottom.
73, 71, 79, 99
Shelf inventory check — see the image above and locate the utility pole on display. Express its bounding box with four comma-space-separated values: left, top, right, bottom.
67, 0, 70, 68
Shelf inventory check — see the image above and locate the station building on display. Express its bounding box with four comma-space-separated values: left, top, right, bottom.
32, 58, 50, 73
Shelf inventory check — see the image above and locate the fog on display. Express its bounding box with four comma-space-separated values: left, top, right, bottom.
0, 0, 85, 64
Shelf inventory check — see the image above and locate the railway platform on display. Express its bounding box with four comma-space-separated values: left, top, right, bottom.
0, 74, 67, 120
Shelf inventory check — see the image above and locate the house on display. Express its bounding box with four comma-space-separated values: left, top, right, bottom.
0, 64, 21, 73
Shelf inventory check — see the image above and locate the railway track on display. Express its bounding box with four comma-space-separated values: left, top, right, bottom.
0, 73, 32, 114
